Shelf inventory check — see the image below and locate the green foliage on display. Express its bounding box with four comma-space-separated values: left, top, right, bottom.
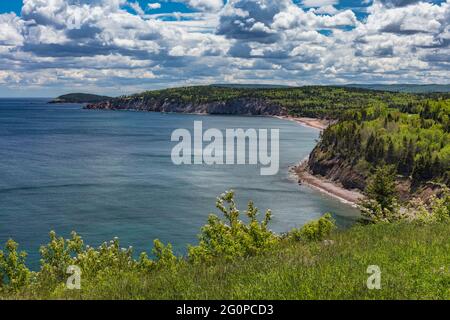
0, 191, 448, 299
359, 199, 402, 224
0, 240, 30, 292
405, 187, 450, 224
53, 93, 111, 103
39, 231, 84, 282
188, 190, 278, 263
360, 168, 450, 224
151, 240, 177, 270
288, 213, 336, 241
315, 99, 450, 187
118, 85, 449, 119
433, 187, 450, 222
359, 166, 401, 223
3, 222, 449, 300
366, 166, 398, 210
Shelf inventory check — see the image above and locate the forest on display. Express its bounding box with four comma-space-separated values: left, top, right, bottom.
127, 85, 449, 118
313, 98, 450, 188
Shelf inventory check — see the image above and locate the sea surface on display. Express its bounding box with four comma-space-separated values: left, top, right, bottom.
0, 98, 359, 269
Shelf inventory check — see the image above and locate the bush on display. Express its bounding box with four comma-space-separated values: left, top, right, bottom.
188, 190, 279, 263
151, 239, 178, 270
433, 187, 450, 222
288, 213, 336, 242
0, 190, 448, 299
39, 231, 84, 282
0, 240, 31, 292
404, 187, 450, 224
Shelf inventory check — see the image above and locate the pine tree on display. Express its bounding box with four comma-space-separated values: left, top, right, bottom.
365, 165, 398, 212
386, 138, 396, 164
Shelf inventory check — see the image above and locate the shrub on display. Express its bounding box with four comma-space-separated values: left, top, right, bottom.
404, 187, 450, 224
432, 187, 450, 222
39, 231, 84, 282
188, 190, 278, 263
359, 198, 403, 224
151, 239, 177, 270
288, 213, 336, 242
0, 239, 31, 292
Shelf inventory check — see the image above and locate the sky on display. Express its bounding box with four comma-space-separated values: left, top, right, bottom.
0, 0, 448, 97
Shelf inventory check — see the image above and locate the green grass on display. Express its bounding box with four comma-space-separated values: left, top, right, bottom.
4, 222, 449, 300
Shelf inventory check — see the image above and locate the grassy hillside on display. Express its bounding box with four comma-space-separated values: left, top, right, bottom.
1, 222, 448, 300
75, 222, 450, 300
1, 190, 448, 300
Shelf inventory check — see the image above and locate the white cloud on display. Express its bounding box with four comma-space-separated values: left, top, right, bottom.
129, 2, 144, 16
314, 5, 339, 15
302, 0, 339, 8
148, 3, 161, 10
175, 0, 224, 12
0, 0, 448, 95
0, 13, 24, 46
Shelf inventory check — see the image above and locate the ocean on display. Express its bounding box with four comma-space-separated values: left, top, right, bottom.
0, 98, 359, 269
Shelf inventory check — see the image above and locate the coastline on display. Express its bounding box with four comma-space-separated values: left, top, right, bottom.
275, 115, 364, 207
289, 161, 364, 207
86, 105, 363, 207
273, 115, 331, 131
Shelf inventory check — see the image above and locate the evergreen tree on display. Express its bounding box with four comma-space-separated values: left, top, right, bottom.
386, 138, 396, 164
365, 165, 398, 212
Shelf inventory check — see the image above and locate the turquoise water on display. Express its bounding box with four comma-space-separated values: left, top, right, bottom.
0, 99, 358, 269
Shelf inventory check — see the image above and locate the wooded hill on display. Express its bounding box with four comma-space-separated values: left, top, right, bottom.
120, 85, 448, 119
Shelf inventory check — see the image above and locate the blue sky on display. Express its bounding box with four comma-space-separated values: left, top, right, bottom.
2, 0, 201, 15
0, 0, 380, 15
0, 0, 449, 97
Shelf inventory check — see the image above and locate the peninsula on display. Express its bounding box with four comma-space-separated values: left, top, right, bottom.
49, 93, 111, 104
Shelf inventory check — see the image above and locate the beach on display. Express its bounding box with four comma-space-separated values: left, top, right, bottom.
274, 115, 332, 131
290, 162, 364, 207
276, 115, 364, 206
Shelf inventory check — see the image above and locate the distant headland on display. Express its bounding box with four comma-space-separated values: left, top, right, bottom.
49, 93, 112, 104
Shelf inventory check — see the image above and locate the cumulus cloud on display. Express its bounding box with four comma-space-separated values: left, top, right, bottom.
0, 0, 448, 95
176, 0, 224, 12
217, 0, 291, 43
302, 0, 339, 7
313, 5, 339, 15
377, 0, 423, 8
129, 2, 145, 16
148, 3, 161, 10
0, 13, 24, 46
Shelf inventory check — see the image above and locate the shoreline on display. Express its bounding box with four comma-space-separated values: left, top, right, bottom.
275, 115, 364, 207
273, 115, 331, 131
289, 162, 364, 207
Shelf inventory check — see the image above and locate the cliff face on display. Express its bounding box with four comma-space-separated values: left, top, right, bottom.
307, 144, 445, 200
86, 97, 287, 116
307, 145, 367, 191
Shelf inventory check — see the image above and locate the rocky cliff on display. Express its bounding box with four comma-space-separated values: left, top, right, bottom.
307, 143, 445, 201
86, 97, 287, 116
307, 145, 367, 191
